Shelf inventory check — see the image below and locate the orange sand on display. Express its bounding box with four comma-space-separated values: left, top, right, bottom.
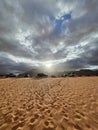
0, 77, 98, 130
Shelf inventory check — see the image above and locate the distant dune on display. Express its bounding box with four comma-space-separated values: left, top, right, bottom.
0, 77, 98, 130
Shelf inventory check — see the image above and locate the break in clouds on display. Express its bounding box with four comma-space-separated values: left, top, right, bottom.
0, 0, 98, 73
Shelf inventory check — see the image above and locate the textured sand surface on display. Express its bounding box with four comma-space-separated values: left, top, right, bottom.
0, 77, 98, 130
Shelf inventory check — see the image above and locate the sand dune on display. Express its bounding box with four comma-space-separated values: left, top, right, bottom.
0, 77, 98, 130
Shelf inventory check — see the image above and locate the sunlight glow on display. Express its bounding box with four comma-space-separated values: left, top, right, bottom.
45, 63, 52, 68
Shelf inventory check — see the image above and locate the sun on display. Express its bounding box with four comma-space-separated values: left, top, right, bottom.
45, 63, 52, 68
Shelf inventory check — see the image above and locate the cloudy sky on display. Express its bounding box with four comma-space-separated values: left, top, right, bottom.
0, 0, 98, 74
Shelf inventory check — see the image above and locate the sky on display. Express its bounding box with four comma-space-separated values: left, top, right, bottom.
0, 0, 98, 74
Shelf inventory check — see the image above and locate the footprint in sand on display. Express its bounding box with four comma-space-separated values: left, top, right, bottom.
0, 123, 9, 130
42, 120, 56, 130
30, 113, 39, 123
12, 121, 25, 130
73, 124, 83, 130
74, 114, 82, 121
28, 113, 40, 130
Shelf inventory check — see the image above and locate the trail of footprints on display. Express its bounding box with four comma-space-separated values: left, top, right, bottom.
0, 77, 98, 130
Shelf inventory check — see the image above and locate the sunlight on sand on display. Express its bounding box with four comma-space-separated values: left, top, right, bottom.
0, 77, 98, 130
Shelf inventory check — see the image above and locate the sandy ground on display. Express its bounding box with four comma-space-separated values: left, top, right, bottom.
0, 77, 98, 130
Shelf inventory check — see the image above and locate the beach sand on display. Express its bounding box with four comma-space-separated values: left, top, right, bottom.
0, 77, 98, 130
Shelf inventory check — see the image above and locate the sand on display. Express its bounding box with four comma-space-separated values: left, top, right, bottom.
0, 77, 98, 130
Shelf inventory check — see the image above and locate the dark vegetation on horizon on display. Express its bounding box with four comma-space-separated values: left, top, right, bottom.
0, 69, 98, 78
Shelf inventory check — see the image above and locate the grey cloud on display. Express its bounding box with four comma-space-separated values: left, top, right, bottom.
0, 37, 35, 59
0, 56, 33, 74
54, 58, 87, 71
80, 42, 98, 66
0, 0, 98, 73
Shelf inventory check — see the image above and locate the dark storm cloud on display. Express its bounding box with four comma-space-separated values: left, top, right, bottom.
0, 0, 98, 73
55, 58, 87, 71
80, 42, 98, 66
0, 55, 33, 74
0, 37, 36, 59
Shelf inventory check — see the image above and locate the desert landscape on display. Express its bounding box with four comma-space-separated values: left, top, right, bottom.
0, 77, 98, 130
0, 0, 98, 130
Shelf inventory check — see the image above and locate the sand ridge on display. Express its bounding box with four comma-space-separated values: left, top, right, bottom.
0, 77, 98, 130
